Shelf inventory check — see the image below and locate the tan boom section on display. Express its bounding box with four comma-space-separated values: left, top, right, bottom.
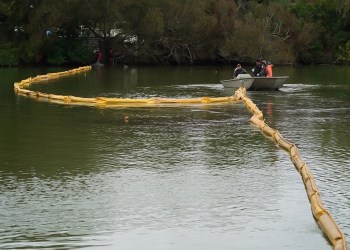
13, 66, 239, 107
235, 87, 348, 250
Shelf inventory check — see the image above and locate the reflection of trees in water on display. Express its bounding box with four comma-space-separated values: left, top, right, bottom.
123, 68, 138, 91
0, 107, 104, 179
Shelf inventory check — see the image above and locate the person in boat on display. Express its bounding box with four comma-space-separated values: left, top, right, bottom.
263, 60, 273, 77
252, 59, 267, 77
233, 64, 247, 78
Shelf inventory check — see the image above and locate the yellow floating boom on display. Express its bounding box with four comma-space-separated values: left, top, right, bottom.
236, 87, 348, 250
13, 66, 240, 107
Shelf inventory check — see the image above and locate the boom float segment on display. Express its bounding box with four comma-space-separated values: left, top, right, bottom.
236, 87, 348, 250
13, 66, 240, 107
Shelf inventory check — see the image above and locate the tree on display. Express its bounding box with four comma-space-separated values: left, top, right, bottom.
0, 0, 349, 65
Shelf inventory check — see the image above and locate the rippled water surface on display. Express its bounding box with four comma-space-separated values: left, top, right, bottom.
0, 65, 349, 249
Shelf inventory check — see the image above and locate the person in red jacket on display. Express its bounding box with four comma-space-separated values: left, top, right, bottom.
97, 51, 102, 63
263, 60, 273, 77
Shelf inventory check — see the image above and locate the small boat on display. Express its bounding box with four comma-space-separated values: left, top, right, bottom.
221, 74, 289, 91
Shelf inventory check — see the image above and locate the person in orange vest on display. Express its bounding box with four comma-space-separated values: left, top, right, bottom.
263, 60, 273, 77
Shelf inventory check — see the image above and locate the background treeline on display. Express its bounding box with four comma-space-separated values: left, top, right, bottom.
0, 0, 349, 66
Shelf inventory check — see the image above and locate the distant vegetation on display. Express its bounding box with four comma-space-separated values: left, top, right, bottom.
0, 0, 349, 66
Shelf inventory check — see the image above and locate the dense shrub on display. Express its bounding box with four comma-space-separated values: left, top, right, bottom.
0, 0, 349, 65
0, 44, 18, 66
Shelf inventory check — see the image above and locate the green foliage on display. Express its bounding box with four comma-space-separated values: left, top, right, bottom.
336, 40, 350, 63
45, 39, 93, 66
139, 7, 164, 40
0, 44, 18, 66
291, 0, 350, 63
46, 45, 66, 65
17, 41, 37, 64
0, 0, 349, 65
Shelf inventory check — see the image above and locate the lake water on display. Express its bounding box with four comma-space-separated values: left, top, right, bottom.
0, 65, 349, 249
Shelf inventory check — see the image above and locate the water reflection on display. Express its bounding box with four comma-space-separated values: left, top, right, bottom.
123, 68, 138, 90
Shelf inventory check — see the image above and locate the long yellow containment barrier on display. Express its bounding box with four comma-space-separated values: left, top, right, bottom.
14, 67, 348, 249
235, 87, 348, 250
13, 66, 239, 107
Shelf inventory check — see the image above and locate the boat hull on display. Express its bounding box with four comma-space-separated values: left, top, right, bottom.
249, 76, 289, 90
221, 76, 289, 91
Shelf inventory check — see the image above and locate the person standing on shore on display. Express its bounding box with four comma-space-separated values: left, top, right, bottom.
97, 50, 102, 63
